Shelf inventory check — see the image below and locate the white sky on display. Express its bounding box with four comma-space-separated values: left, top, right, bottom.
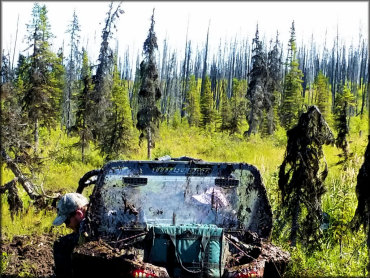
1, 1, 368, 67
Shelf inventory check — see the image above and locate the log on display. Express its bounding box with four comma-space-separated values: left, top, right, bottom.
1, 148, 40, 200
1, 148, 60, 207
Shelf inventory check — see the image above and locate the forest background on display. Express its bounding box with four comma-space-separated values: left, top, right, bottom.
1, 1, 369, 276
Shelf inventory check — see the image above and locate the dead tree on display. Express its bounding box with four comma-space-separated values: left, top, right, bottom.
277, 106, 334, 247
1, 148, 40, 200
1, 148, 60, 212
200, 22, 210, 98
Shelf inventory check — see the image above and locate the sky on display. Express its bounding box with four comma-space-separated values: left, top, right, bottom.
1, 1, 369, 67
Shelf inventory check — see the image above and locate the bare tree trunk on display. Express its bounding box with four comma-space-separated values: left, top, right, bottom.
147, 127, 151, 160
82, 133, 85, 164
34, 119, 39, 153
11, 14, 19, 70
200, 22, 210, 97
1, 148, 40, 200
1, 148, 60, 206
66, 87, 72, 135
81, 119, 86, 163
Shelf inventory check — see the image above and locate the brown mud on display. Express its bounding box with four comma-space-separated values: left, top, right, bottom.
1, 234, 57, 278
0, 234, 290, 278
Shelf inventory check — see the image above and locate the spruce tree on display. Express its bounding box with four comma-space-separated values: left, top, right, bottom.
219, 80, 231, 131
245, 25, 268, 136
229, 78, 247, 134
280, 21, 304, 130
185, 75, 201, 127
335, 84, 355, 164
54, 48, 66, 122
130, 55, 141, 125
314, 71, 330, 120
99, 58, 135, 160
75, 48, 94, 163
136, 9, 161, 159
22, 3, 64, 151
1, 53, 30, 157
180, 33, 191, 119
265, 32, 282, 135
89, 2, 123, 140
200, 76, 214, 128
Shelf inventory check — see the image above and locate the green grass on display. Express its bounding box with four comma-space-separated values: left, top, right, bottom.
1, 116, 369, 276
1, 192, 69, 241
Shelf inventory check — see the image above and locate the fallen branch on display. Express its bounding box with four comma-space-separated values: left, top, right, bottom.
1, 148, 40, 200
1, 148, 60, 208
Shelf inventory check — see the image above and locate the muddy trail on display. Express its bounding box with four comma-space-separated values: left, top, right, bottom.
1, 234, 57, 278
0, 232, 290, 278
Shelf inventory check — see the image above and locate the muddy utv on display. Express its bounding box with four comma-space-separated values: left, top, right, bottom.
72, 157, 290, 277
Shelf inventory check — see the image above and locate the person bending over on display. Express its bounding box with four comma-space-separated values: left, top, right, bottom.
52, 193, 88, 278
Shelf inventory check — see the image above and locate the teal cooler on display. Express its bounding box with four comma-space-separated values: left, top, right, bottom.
145, 224, 228, 277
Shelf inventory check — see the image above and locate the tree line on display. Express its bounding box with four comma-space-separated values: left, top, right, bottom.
1, 2, 368, 161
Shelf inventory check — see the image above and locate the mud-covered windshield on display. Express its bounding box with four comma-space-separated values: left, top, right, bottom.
87, 160, 272, 239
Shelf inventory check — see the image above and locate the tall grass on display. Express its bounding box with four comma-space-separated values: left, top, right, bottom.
1, 192, 69, 241
1, 117, 369, 276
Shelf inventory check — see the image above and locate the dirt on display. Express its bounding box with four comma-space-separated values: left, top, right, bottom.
1, 234, 57, 278
225, 240, 290, 277
0, 234, 290, 278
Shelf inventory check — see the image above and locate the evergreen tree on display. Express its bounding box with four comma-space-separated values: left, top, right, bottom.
219, 80, 231, 131
229, 78, 247, 134
200, 23, 210, 97
136, 9, 161, 159
54, 48, 67, 122
22, 3, 64, 151
200, 75, 214, 128
130, 55, 141, 124
185, 75, 201, 127
265, 32, 282, 135
99, 58, 135, 160
314, 71, 330, 120
280, 21, 304, 130
75, 48, 94, 163
1, 51, 12, 83
89, 2, 123, 140
171, 109, 181, 129
245, 25, 268, 136
1, 53, 30, 157
335, 84, 355, 164
180, 31, 191, 119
